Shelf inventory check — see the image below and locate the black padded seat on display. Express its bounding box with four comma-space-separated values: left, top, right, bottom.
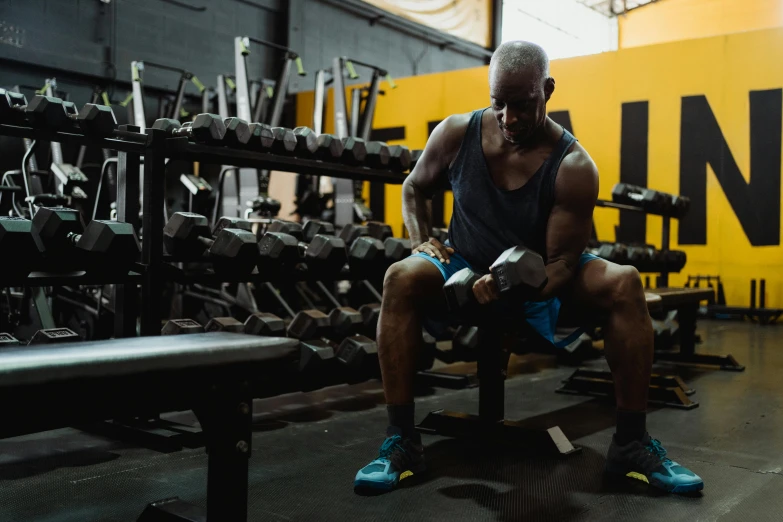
0, 332, 298, 522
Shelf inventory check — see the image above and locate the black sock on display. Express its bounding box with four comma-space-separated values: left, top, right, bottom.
387, 403, 421, 444
615, 409, 646, 445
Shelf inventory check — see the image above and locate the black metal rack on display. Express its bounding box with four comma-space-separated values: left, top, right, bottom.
0, 122, 407, 339
595, 198, 680, 286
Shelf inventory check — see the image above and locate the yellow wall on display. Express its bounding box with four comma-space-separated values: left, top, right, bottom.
619, 0, 783, 49
297, 27, 783, 308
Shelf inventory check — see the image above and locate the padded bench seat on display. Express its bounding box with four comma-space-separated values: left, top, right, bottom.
0, 332, 299, 522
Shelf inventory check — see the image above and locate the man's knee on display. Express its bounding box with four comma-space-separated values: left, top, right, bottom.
383, 258, 442, 299
610, 265, 645, 305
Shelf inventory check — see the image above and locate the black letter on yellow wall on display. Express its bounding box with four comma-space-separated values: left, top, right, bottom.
617, 102, 649, 243
679, 90, 781, 246
549, 111, 573, 134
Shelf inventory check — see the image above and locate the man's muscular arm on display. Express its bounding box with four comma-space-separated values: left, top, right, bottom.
538, 148, 599, 301
402, 115, 468, 262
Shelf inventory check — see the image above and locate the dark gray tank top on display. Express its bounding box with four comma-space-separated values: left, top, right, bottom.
447, 108, 577, 270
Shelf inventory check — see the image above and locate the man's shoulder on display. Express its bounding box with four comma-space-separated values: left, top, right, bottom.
559, 141, 598, 179
437, 111, 474, 140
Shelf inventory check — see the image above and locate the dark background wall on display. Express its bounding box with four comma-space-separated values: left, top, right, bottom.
287, 0, 491, 93
0, 0, 286, 122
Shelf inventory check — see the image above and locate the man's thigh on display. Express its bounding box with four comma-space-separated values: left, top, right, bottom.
557, 256, 624, 328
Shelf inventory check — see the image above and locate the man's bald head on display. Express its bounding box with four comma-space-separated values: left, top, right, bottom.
489, 41, 550, 84
488, 41, 555, 145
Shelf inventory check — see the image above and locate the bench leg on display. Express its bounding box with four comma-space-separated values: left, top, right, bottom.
417, 329, 580, 456
655, 305, 745, 371
138, 379, 253, 522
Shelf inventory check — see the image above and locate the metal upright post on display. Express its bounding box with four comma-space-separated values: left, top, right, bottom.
131, 61, 147, 132
332, 57, 355, 227
140, 131, 167, 336
114, 124, 142, 338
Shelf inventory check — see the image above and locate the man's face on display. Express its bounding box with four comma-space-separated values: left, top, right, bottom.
489, 67, 554, 144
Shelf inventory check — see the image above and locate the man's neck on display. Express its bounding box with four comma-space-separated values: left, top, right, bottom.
495, 118, 556, 153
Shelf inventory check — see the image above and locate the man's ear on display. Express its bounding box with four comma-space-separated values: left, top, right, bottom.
545, 77, 555, 101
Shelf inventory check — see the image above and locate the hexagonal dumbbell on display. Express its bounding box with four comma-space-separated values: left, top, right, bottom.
366, 221, 393, 241
348, 236, 386, 279
270, 127, 297, 155
364, 141, 390, 169
163, 212, 258, 275
62, 101, 117, 136
161, 318, 205, 335
0, 216, 41, 278
248, 122, 274, 151
340, 137, 367, 166
314, 134, 344, 162
151, 114, 226, 144
244, 312, 286, 336
31, 207, 139, 272
384, 237, 411, 264
205, 316, 245, 333
257, 231, 301, 274
302, 219, 335, 243
388, 145, 412, 172
293, 126, 318, 158
223, 117, 251, 147
443, 246, 548, 320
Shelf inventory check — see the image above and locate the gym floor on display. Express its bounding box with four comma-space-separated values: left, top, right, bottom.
2, 320, 781, 522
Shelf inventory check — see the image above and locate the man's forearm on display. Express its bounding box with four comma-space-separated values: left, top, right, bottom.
537, 258, 577, 301
402, 179, 431, 246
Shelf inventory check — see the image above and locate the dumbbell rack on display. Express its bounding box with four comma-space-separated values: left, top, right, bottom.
0, 122, 407, 339
595, 198, 679, 286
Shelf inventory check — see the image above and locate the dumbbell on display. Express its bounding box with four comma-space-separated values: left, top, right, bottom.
293, 126, 318, 158
410, 149, 423, 171
384, 237, 412, 264
303, 219, 335, 243
0, 216, 41, 277
223, 117, 251, 147
61, 101, 117, 137
0, 90, 66, 127
163, 212, 258, 275
247, 122, 275, 151
266, 218, 304, 240
204, 316, 245, 333
340, 137, 367, 166
288, 308, 378, 384
151, 114, 226, 144
258, 229, 347, 278
270, 127, 297, 154
443, 246, 548, 321
348, 236, 387, 279
314, 134, 344, 162
430, 227, 449, 244
612, 183, 668, 213
0, 333, 20, 347
338, 223, 369, 246
365, 141, 390, 169
388, 145, 412, 172
31, 207, 139, 272
359, 303, 381, 338
670, 195, 691, 219
161, 318, 205, 335
285, 309, 339, 389
366, 221, 393, 241
27, 327, 80, 345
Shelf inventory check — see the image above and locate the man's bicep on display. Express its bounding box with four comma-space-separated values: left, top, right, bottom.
546, 156, 599, 267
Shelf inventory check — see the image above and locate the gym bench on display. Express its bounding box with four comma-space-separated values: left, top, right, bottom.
0, 332, 298, 522
416, 317, 582, 457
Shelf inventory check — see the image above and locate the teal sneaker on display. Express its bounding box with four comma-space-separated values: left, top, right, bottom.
354, 432, 426, 492
605, 434, 703, 493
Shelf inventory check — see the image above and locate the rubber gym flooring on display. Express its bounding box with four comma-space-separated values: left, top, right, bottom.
1, 320, 782, 522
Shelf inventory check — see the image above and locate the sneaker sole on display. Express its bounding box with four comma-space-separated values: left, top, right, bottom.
353, 465, 427, 493
606, 469, 704, 494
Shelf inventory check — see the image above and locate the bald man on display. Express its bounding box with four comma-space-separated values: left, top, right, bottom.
354, 41, 702, 494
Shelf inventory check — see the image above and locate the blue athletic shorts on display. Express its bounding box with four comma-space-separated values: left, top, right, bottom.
413, 249, 600, 348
